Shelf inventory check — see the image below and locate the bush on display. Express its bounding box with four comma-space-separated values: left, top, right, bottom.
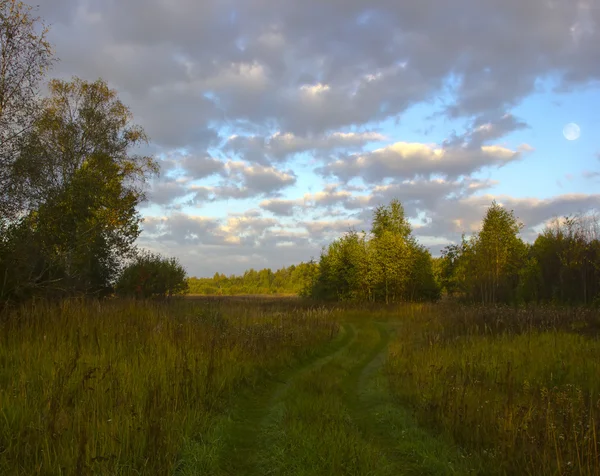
115, 251, 189, 299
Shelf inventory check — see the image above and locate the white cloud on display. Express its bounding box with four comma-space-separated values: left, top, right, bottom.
35, 0, 600, 275
321, 141, 531, 183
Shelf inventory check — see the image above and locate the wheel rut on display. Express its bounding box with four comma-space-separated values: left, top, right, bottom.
218, 322, 357, 476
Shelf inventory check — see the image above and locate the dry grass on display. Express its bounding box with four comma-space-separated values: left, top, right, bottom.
0, 297, 339, 475
385, 303, 600, 475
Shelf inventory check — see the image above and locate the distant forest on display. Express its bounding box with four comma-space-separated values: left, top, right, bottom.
189, 199, 600, 306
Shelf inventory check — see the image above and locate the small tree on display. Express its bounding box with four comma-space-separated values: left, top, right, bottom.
115, 252, 189, 299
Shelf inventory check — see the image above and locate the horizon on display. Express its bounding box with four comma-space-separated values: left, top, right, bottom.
40, 0, 600, 278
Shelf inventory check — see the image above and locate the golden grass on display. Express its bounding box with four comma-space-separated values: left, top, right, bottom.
0, 297, 339, 475
385, 303, 600, 475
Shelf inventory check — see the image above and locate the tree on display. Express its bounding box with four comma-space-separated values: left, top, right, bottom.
115, 252, 189, 299
371, 199, 412, 240
369, 229, 412, 303
440, 236, 473, 297
307, 199, 439, 303
529, 214, 600, 304
439, 202, 527, 304
467, 201, 526, 303
0, 78, 158, 301
407, 244, 441, 301
0, 0, 54, 219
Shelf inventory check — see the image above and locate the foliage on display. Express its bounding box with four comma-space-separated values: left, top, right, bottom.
115, 251, 189, 299
307, 199, 440, 303
0, 78, 158, 303
187, 261, 319, 296
0, 0, 54, 218
440, 203, 600, 305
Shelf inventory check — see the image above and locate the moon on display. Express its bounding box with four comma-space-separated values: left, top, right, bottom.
563, 122, 581, 141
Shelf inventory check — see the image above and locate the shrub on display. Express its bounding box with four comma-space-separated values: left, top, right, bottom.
115, 251, 189, 299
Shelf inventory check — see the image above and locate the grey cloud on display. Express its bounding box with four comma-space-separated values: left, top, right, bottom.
169, 162, 298, 204
43, 0, 600, 143
370, 178, 497, 211
34, 0, 600, 275
138, 211, 319, 276
180, 155, 225, 179
141, 213, 229, 246
140, 192, 600, 276
225, 131, 386, 164
416, 193, 600, 245
147, 180, 191, 205
463, 113, 530, 147
259, 198, 303, 216
300, 218, 364, 241
227, 162, 296, 195
320, 141, 530, 183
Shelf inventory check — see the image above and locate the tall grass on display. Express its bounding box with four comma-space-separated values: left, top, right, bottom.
0, 297, 339, 475
385, 304, 600, 475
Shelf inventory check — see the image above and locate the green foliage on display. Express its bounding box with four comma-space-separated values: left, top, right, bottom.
308, 200, 440, 303
187, 261, 319, 296
0, 77, 158, 303
0, 0, 54, 219
528, 215, 600, 304
440, 203, 600, 305
116, 251, 189, 299
371, 199, 412, 240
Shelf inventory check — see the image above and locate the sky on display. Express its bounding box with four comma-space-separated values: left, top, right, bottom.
38, 0, 600, 277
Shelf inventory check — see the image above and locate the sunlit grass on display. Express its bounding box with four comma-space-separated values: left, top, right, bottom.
4, 298, 599, 474
0, 297, 339, 475
385, 304, 600, 475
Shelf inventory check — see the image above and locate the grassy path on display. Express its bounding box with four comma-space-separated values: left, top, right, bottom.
342, 322, 481, 475
180, 318, 481, 475
208, 323, 357, 476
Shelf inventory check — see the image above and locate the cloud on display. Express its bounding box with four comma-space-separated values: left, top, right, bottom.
180, 155, 225, 179
320, 141, 531, 183
37, 0, 600, 275
260, 198, 304, 216
147, 179, 191, 205
43, 0, 600, 141
141, 213, 233, 246
226, 161, 296, 195
417, 193, 600, 247
300, 218, 364, 240
225, 131, 386, 164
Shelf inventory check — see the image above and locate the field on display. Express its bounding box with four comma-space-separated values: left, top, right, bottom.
1, 297, 599, 475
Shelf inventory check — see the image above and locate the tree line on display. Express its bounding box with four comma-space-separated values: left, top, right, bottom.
187, 262, 318, 295
0, 1, 186, 306
306, 200, 439, 302
439, 202, 600, 305
301, 199, 600, 305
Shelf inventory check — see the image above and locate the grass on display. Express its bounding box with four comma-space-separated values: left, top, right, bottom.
254, 312, 479, 475
385, 303, 600, 475
0, 297, 339, 475
3, 297, 599, 475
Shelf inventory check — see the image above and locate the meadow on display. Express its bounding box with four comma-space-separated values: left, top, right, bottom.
1, 297, 599, 475
0, 297, 339, 475
385, 303, 600, 475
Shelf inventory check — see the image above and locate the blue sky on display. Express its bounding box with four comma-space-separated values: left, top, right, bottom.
39, 0, 600, 276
